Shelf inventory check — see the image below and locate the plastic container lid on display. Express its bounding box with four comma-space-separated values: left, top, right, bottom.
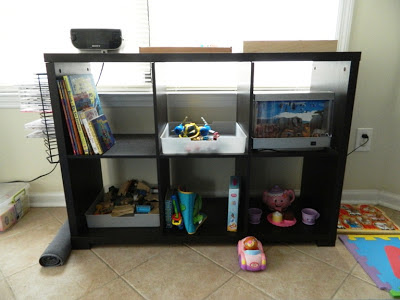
0, 183, 30, 208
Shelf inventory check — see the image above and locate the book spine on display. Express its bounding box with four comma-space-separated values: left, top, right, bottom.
61, 81, 83, 155
80, 115, 102, 155
87, 120, 104, 154
57, 80, 77, 155
63, 76, 89, 155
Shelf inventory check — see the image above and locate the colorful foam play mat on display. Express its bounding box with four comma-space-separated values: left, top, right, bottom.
339, 235, 400, 297
337, 204, 400, 234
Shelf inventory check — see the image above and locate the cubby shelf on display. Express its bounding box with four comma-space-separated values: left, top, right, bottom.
45, 52, 361, 249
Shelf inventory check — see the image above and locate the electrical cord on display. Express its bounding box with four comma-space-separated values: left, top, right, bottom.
347, 134, 370, 156
96, 62, 105, 86
2, 163, 59, 184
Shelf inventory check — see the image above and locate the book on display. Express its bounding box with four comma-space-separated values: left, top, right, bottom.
78, 108, 103, 155
164, 189, 173, 229
66, 74, 104, 115
63, 76, 90, 155
57, 79, 83, 155
90, 114, 116, 152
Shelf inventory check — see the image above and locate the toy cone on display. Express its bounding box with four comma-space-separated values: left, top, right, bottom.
177, 188, 207, 234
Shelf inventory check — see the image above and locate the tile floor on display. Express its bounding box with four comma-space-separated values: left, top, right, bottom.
0, 205, 398, 300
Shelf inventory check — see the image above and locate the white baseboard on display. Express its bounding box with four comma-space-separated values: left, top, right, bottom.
341, 189, 380, 205
30, 189, 400, 210
378, 190, 400, 210
341, 189, 400, 210
30, 192, 66, 207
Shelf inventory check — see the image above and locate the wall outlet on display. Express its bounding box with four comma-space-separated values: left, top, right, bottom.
355, 128, 373, 151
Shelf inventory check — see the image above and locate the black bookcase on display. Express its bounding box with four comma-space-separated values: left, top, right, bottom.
45, 52, 360, 248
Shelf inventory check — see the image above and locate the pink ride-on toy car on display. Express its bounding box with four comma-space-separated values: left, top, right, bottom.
237, 236, 267, 271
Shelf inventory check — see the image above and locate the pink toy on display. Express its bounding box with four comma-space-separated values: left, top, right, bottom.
263, 185, 295, 212
237, 236, 267, 271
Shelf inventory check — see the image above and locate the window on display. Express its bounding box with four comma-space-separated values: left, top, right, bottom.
149, 0, 342, 89
0, 0, 149, 86
0, 0, 353, 104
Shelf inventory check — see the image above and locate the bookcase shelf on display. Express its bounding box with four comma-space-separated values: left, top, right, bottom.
45, 52, 361, 249
66, 134, 157, 158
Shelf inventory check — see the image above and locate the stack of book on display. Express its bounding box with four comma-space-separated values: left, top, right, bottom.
56, 74, 115, 155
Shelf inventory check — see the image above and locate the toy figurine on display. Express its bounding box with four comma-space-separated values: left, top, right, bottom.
173, 116, 188, 136
263, 185, 295, 212
237, 236, 267, 271
173, 116, 217, 141
243, 236, 259, 250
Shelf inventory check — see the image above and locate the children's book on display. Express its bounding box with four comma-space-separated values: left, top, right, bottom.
90, 114, 116, 152
63, 76, 90, 155
59, 73, 113, 155
65, 74, 104, 115
57, 79, 83, 155
78, 108, 103, 155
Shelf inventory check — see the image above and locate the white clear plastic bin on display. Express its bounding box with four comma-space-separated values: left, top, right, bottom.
160, 121, 247, 154
0, 183, 30, 231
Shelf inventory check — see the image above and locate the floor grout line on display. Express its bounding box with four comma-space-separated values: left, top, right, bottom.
200, 273, 235, 300
288, 243, 357, 274
3, 275, 17, 300
234, 273, 279, 300
184, 244, 277, 300
89, 248, 124, 277
85, 250, 149, 299
330, 262, 357, 299
184, 243, 238, 275
119, 275, 148, 300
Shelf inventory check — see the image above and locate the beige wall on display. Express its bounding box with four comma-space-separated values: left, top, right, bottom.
344, 0, 400, 193
0, 110, 63, 193
1, 0, 400, 198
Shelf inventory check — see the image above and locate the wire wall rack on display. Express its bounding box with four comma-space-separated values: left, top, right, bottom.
20, 73, 59, 164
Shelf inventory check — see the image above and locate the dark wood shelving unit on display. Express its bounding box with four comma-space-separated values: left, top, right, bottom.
45, 52, 361, 249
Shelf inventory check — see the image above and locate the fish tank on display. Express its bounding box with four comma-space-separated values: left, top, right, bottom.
252, 91, 334, 150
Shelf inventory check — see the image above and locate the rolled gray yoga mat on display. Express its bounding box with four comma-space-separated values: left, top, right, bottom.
39, 221, 71, 267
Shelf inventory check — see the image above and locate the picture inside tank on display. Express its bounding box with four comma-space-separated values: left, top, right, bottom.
254, 100, 331, 138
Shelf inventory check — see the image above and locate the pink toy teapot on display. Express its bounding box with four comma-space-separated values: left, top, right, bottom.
263, 185, 295, 212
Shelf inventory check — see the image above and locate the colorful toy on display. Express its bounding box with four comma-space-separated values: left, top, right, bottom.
238, 236, 267, 271
173, 116, 188, 136
339, 235, 400, 297
177, 187, 207, 234
227, 176, 240, 232
173, 116, 218, 141
243, 236, 259, 250
263, 185, 295, 212
171, 194, 184, 230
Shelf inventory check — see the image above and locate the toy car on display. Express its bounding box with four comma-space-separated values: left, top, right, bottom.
237, 236, 267, 271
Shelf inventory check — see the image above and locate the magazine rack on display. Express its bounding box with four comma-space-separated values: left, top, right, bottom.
45, 52, 361, 248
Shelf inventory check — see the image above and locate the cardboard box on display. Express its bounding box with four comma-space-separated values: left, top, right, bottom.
243, 40, 337, 53
0, 183, 30, 231
227, 176, 240, 232
139, 47, 232, 53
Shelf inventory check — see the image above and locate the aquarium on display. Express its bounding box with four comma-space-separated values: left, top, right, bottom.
252, 91, 334, 150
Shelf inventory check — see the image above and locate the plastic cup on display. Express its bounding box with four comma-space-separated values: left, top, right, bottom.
248, 208, 262, 224
301, 208, 320, 225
